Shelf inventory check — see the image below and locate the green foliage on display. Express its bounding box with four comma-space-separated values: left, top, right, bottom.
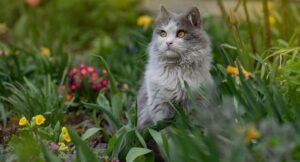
9, 132, 44, 162
2, 77, 67, 125
0, 0, 140, 51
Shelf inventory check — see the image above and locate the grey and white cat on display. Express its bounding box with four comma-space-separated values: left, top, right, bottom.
137, 6, 214, 129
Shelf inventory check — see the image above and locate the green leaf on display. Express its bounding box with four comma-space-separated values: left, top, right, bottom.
0, 103, 7, 128
148, 129, 168, 159
111, 93, 122, 121
81, 127, 101, 140
126, 147, 153, 162
83, 102, 122, 129
95, 55, 119, 95
135, 130, 147, 148
96, 93, 111, 111
41, 143, 63, 162
68, 128, 98, 162
107, 135, 117, 155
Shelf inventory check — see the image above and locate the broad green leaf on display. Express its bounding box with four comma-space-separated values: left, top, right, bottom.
111, 94, 122, 121
81, 127, 101, 140
96, 93, 111, 111
148, 129, 168, 159
126, 147, 153, 162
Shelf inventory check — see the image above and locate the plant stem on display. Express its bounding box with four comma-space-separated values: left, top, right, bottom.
262, 0, 271, 50
242, 0, 257, 69
234, 0, 242, 11
281, 0, 289, 40
216, 0, 227, 20
242, 0, 256, 54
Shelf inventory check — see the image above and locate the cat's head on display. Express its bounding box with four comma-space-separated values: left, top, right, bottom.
149, 6, 210, 60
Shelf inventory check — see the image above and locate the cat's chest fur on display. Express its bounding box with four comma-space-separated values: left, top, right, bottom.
145, 61, 207, 103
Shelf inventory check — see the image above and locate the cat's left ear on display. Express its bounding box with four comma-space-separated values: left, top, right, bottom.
186, 7, 201, 27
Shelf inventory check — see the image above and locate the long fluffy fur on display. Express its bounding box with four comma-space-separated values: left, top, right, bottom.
137, 6, 214, 129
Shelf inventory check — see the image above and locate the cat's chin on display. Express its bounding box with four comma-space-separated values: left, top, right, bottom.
163, 50, 180, 58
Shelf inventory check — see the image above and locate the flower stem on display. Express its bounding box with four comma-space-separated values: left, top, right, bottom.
262, 0, 271, 50
242, 0, 256, 54
216, 0, 227, 20
281, 0, 289, 40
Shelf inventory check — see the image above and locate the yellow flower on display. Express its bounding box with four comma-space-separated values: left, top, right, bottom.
269, 16, 276, 27
40, 47, 50, 57
63, 134, 71, 143
226, 65, 250, 78
19, 116, 28, 126
137, 15, 153, 28
33, 114, 46, 125
58, 142, 68, 151
61, 127, 71, 142
245, 124, 261, 142
61, 127, 68, 135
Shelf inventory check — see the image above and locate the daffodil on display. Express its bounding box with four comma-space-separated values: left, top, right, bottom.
33, 114, 46, 125
137, 16, 153, 29
245, 124, 261, 142
40, 47, 50, 57
19, 116, 28, 126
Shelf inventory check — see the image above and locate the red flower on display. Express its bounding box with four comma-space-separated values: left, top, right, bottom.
67, 64, 109, 94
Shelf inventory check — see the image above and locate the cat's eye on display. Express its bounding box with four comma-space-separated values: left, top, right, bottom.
177, 30, 185, 38
159, 30, 167, 37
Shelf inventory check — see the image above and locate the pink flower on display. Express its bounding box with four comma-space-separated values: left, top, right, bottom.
49, 142, 59, 151
25, 0, 40, 7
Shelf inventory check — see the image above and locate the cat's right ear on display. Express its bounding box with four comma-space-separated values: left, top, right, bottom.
160, 5, 170, 17
156, 5, 170, 21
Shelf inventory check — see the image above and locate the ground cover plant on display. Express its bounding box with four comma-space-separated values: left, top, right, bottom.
1, 0, 300, 161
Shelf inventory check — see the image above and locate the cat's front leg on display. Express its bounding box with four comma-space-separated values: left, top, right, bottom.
149, 101, 174, 125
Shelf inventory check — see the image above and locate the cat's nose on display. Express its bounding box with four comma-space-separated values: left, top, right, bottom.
166, 41, 173, 47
